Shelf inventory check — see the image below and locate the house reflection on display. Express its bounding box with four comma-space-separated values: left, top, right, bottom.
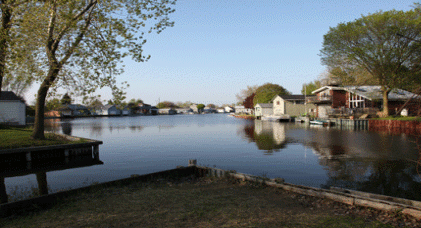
240, 120, 289, 154
0, 151, 103, 204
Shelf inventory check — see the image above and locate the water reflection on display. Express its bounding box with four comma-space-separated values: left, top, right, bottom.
239, 120, 289, 154
0, 151, 103, 203
240, 121, 421, 200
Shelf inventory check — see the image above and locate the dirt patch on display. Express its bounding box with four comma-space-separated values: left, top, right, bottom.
1, 177, 420, 227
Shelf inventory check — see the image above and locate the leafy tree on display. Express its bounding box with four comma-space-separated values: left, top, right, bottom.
253, 83, 290, 105
60, 93, 72, 105
301, 81, 321, 95
0, 1, 41, 95
22, 0, 176, 139
176, 101, 193, 108
89, 98, 103, 108
45, 98, 61, 111
236, 85, 258, 104
320, 9, 421, 116
156, 101, 175, 109
243, 92, 255, 109
207, 103, 216, 109
197, 103, 205, 113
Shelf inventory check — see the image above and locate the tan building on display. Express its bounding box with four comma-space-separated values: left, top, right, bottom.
272, 95, 316, 117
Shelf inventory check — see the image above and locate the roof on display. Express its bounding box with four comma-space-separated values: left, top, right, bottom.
0, 91, 24, 102
255, 103, 273, 108
60, 104, 89, 111
271, 94, 314, 102
344, 86, 418, 101
279, 95, 314, 100
312, 85, 418, 101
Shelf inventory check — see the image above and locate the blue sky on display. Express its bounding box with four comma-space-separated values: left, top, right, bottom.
25, 0, 417, 106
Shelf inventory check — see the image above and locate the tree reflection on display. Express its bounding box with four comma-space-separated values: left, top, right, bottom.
316, 146, 421, 200
239, 120, 289, 154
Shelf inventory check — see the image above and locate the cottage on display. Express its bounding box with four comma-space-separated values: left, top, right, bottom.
254, 103, 273, 118
60, 104, 90, 117
0, 91, 26, 125
272, 95, 316, 117
101, 105, 121, 116
310, 85, 420, 118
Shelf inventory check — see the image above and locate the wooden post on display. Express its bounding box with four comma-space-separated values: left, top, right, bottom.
26, 152, 31, 162
36, 172, 48, 195
0, 177, 8, 204
93, 145, 99, 161
188, 159, 197, 166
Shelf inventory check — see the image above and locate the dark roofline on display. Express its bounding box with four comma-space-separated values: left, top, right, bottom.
0, 91, 25, 103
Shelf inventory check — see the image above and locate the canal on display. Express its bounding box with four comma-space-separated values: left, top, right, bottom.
4, 114, 421, 201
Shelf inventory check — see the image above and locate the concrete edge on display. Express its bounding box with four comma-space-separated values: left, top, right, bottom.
194, 165, 421, 219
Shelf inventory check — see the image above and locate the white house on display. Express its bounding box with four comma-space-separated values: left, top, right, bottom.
272, 95, 316, 117
0, 91, 26, 125
224, 106, 234, 113
254, 103, 273, 118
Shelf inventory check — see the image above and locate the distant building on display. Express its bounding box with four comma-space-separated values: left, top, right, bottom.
60, 104, 91, 117
158, 108, 176, 115
234, 105, 253, 115
0, 91, 26, 125
224, 106, 234, 113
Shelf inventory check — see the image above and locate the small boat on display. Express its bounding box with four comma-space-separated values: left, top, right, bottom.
309, 120, 328, 125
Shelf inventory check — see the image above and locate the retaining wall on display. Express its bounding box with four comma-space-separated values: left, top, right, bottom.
369, 119, 421, 135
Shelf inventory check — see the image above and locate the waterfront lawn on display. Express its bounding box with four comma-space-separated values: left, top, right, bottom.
0, 127, 85, 150
1, 177, 412, 228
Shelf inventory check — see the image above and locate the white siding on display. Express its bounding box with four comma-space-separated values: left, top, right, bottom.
0, 101, 26, 125
273, 96, 285, 115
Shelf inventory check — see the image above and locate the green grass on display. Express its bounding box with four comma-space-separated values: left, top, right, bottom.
374, 116, 421, 122
0, 127, 86, 150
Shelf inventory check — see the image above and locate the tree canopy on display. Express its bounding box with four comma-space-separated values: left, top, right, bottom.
196, 103, 205, 112
236, 85, 258, 104
156, 101, 175, 109
253, 83, 290, 105
10, 0, 176, 139
320, 9, 421, 116
60, 93, 72, 105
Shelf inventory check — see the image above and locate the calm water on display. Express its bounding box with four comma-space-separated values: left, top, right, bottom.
5, 114, 421, 200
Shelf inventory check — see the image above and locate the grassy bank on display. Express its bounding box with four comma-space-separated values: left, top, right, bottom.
374, 116, 421, 122
2, 177, 418, 228
0, 127, 86, 150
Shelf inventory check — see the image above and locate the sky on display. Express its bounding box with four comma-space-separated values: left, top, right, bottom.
24, 0, 417, 106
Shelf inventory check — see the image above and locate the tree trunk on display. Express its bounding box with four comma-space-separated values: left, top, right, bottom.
0, 2, 13, 94
381, 86, 390, 117
32, 66, 61, 139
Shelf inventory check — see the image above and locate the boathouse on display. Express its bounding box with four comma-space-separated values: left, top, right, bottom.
254, 103, 273, 119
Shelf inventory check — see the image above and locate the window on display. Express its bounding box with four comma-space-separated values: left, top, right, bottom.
276, 101, 280, 105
